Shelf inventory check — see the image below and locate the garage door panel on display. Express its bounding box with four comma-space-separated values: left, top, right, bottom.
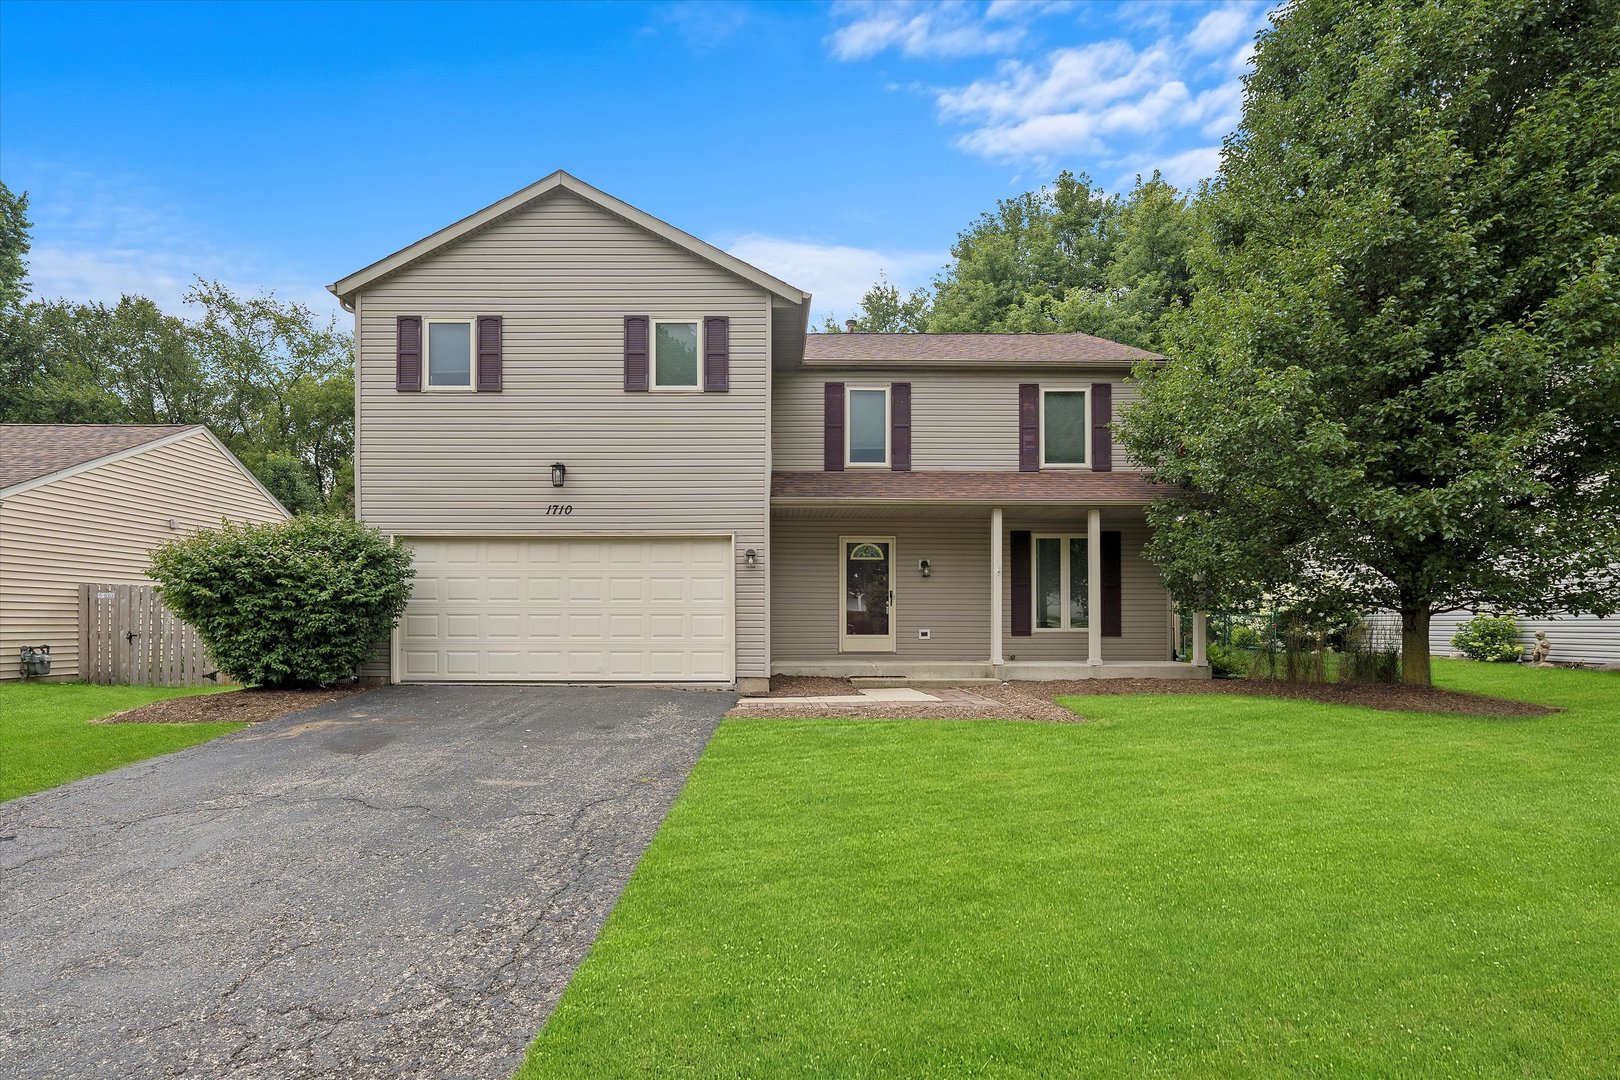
400, 537, 733, 682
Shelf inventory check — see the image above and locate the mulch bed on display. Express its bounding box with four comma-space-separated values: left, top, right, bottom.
739, 674, 1555, 721
96, 686, 373, 725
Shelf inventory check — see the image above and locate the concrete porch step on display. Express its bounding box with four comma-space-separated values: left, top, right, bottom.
850, 677, 1004, 689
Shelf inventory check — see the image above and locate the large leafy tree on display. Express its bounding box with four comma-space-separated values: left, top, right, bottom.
1119, 0, 1620, 684
817, 273, 933, 333
928, 170, 1119, 333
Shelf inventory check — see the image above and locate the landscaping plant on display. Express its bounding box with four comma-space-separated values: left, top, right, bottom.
1451, 614, 1525, 663
149, 515, 413, 687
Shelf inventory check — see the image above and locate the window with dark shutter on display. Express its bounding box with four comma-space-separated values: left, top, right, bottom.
823, 382, 845, 472
624, 315, 649, 392
1101, 531, 1122, 637
1018, 384, 1039, 472
890, 382, 911, 472
476, 315, 503, 392
396, 315, 422, 393
1010, 530, 1032, 636
1091, 382, 1113, 471
703, 316, 730, 392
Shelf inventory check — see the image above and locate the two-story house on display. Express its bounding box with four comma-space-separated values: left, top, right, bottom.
330, 172, 1209, 691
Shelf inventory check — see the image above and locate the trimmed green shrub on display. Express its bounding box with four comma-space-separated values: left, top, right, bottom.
1206, 642, 1252, 679
1229, 623, 1262, 649
1450, 614, 1524, 663
150, 516, 414, 687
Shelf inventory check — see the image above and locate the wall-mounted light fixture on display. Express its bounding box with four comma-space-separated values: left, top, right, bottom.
550, 462, 567, 488
918, 559, 932, 578
745, 549, 758, 569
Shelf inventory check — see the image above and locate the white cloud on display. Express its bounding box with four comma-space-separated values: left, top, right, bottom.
1186, 2, 1261, 55
914, 4, 1275, 181
1115, 144, 1225, 191
724, 233, 945, 320
827, 0, 1032, 61
17, 165, 345, 326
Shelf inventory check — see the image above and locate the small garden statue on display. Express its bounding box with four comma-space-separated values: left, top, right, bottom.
1528, 631, 1552, 666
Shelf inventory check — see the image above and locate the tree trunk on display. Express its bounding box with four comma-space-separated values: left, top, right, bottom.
1401, 606, 1432, 687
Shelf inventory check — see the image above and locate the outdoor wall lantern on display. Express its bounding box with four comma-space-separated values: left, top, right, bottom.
745, 549, 758, 569
550, 462, 567, 488
919, 559, 932, 578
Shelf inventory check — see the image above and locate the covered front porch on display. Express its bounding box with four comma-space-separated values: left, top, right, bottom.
768, 472, 1210, 681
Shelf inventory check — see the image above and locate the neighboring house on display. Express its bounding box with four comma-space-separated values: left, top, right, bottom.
330, 171, 1204, 691
0, 425, 290, 681
1430, 610, 1620, 666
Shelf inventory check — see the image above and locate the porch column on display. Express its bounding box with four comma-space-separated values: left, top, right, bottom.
990, 507, 1004, 666
1191, 610, 1208, 667
1087, 508, 1103, 665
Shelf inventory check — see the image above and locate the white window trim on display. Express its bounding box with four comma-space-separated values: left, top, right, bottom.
650, 318, 704, 392
838, 535, 897, 653
1039, 387, 1090, 468
424, 318, 476, 392
845, 385, 891, 468
1032, 533, 1090, 632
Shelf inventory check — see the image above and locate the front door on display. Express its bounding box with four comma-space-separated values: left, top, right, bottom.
839, 537, 895, 653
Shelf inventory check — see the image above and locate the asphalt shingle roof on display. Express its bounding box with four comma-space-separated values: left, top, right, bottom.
771, 470, 1167, 504
802, 332, 1159, 366
0, 424, 197, 492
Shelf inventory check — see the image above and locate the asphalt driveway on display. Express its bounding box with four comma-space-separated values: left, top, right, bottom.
0, 684, 733, 1079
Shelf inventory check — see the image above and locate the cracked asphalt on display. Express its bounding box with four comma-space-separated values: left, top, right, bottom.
0, 684, 733, 1079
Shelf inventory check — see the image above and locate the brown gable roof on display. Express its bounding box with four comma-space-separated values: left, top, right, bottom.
802, 332, 1160, 366
0, 424, 198, 492
771, 470, 1169, 505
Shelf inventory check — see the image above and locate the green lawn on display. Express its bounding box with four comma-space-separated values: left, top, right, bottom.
521, 661, 1619, 1078
0, 682, 242, 801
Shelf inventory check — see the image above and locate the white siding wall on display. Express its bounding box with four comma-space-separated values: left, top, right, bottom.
354, 191, 774, 679
0, 433, 288, 680
1430, 610, 1620, 666
772, 367, 1144, 471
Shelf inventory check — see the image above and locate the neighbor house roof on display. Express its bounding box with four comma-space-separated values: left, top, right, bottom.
329, 170, 812, 310
0, 424, 199, 493
771, 470, 1167, 505
802, 332, 1160, 367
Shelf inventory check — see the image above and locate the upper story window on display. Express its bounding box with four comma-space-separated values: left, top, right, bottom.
847, 386, 889, 466
652, 320, 700, 390
426, 320, 473, 390
1041, 388, 1089, 467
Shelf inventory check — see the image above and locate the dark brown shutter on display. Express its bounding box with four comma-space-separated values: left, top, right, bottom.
1101, 531, 1122, 637
624, 315, 649, 392
1018, 383, 1040, 472
703, 316, 730, 392
1091, 382, 1113, 471
890, 382, 911, 472
823, 382, 845, 471
476, 315, 503, 392
395, 315, 422, 392
1010, 529, 1032, 637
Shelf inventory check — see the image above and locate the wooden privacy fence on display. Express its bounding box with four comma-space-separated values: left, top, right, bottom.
79, 583, 219, 687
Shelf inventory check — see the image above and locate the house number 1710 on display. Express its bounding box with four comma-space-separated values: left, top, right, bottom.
545, 504, 574, 516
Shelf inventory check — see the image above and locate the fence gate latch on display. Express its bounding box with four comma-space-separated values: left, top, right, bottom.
125, 630, 140, 643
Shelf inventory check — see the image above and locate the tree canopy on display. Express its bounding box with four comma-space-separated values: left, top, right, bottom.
1117, 0, 1620, 684
0, 183, 354, 514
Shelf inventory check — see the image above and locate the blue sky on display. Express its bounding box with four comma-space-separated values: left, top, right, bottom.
0, 0, 1272, 324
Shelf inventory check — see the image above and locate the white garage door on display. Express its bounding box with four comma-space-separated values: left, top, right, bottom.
399, 537, 733, 682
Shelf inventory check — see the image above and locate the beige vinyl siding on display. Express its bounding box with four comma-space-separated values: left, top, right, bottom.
0, 432, 287, 680
1000, 516, 1172, 663
354, 190, 773, 679
772, 515, 992, 663
772, 367, 1146, 471
770, 512, 1172, 665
